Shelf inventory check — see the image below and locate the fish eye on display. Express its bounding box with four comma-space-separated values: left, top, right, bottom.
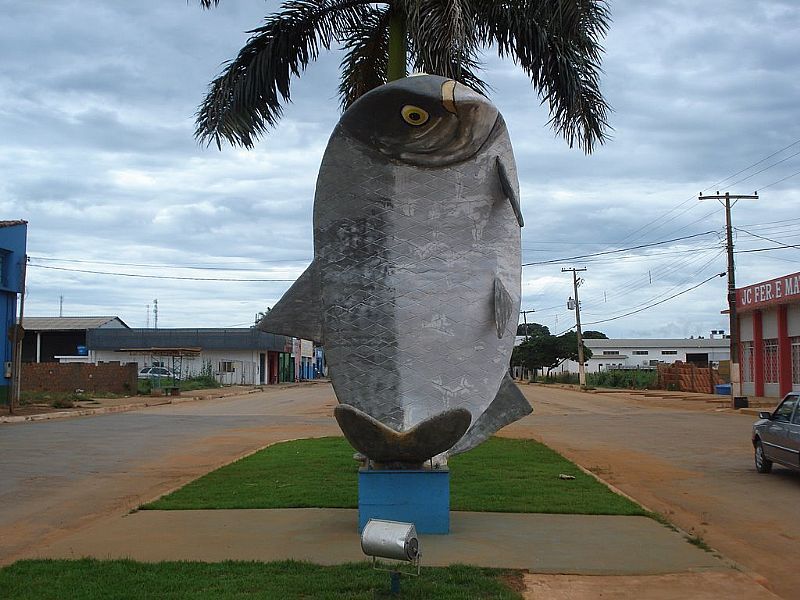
401, 105, 429, 126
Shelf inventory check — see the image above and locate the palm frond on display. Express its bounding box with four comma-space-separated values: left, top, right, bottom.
401, 0, 489, 94
195, 0, 372, 149
475, 0, 612, 153
198, 0, 220, 9
338, 6, 391, 109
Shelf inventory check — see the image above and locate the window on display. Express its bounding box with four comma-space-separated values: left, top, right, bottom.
602, 351, 619, 356
741, 341, 754, 383
764, 339, 779, 384
661, 350, 677, 355
773, 395, 798, 423
633, 350, 648, 355
219, 361, 235, 373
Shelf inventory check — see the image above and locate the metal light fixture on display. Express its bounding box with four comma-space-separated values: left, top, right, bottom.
361, 519, 421, 593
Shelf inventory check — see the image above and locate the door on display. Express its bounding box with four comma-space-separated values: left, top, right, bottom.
789, 400, 800, 468
259, 353, 266, 385
762, 394, 799, 465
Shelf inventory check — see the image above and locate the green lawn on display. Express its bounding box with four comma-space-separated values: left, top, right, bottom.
0, 559, 521, 600
143, 436, 645, 516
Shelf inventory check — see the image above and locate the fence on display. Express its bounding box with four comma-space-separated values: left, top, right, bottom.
22, 362, 138, 394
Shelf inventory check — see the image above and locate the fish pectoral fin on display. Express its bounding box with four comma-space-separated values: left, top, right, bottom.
257, 259, 323, 342
334, 404, 472, 464
495, 155, 524, 227
449, 374, 532, 456
494, 277, 514, 339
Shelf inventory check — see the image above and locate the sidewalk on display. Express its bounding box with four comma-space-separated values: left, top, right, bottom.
23, 508, 780, 598
0, 382, 320, 424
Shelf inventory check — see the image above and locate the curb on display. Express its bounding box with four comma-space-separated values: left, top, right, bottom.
0, 382, 320, 424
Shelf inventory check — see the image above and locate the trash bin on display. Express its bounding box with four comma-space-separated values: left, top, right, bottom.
715, 384, 731, 395
733, 396, 749, 409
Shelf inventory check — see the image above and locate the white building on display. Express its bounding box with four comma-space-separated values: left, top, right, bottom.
561, 337, 730, 374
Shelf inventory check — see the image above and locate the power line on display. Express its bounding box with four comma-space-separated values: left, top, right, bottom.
733, 227, 800, 250
521, 231, 718, 267
29, 255, 310, 270
758, 167, 800, 191
735, 246, 800, 255
29, 264, 297, 282
614, 138, 800, 247
708, 138, 800, 190
724, 148, 800, 189
582, 272, 726, 326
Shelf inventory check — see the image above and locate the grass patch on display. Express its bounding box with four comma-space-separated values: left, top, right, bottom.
145, 437, 358, 510
144, 437, 645, 516
0, 559, 521, 599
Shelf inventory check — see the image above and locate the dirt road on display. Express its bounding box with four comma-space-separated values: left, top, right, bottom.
0, 383, 340, 564
507, 385, 798, 600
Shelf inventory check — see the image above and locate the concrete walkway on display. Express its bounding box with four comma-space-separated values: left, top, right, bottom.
28, 508, 722, 574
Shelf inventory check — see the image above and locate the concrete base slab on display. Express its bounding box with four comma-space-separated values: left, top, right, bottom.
27, 508, 724, 575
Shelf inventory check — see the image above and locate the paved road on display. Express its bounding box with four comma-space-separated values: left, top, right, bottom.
507, 385, 799, 600
0, 383, 340, 563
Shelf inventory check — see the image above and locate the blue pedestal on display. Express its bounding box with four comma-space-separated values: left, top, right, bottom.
358, 468, 450, 534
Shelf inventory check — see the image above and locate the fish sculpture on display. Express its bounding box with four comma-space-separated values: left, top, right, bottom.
259, 74, 531, 465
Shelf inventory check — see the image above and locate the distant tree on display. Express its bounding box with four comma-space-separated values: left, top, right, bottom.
556, 331, 592, 364
512, 335, 559, 376
583, 330, 608, 339
516, 322, 551, 338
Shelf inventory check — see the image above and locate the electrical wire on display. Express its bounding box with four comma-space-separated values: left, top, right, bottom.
521, 231, 717, 267
29, 263, 298, 282
582, 272, 726, 326
29, 255, 311, 270
733, 228, 800, 250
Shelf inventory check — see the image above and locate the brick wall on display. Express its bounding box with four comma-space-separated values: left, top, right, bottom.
657, 362, 723, 394
22, 362, 138, 394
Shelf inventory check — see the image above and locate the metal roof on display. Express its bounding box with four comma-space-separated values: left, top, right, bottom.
585, 338, 728, 349
21, 316, 129, 331
88, 328, 293, 353
0, 220, 27, 228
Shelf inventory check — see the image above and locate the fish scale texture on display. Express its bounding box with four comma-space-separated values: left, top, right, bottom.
315, 121, 520, 440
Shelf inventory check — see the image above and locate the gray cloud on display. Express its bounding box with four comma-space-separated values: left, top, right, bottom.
3, 1, 799, 334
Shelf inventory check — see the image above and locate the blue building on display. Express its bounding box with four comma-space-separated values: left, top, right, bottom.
1, 220, 28, 406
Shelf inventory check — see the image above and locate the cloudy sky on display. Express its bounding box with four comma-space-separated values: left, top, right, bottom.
2, 1, 799, 338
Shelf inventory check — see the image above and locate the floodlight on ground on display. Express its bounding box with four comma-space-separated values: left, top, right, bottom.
361, 519, 421, 593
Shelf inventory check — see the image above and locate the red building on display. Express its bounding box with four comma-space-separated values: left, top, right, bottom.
736, 271, 800, 398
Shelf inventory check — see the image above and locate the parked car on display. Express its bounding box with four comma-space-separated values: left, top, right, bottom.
138, 366, 180, 381
752, 392, 800, 473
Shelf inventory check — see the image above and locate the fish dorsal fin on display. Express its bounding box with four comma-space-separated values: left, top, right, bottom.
494, 276, 513, 339
495, 156, 524, 227
257, 259, 323, 342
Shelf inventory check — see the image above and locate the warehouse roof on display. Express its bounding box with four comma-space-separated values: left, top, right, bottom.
88, 328, 292, 353
21, 316, 129, 331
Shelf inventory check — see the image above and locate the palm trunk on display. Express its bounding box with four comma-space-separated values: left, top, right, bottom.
387, 7, 407, 81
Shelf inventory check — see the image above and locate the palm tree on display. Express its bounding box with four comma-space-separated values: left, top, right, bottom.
196, 0, 611, 153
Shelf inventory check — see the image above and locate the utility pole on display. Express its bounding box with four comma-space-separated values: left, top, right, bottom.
698, 190, 758, 406
520, 309, 536, 341
562, 267, 587, 387
9, 256, 28, 413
